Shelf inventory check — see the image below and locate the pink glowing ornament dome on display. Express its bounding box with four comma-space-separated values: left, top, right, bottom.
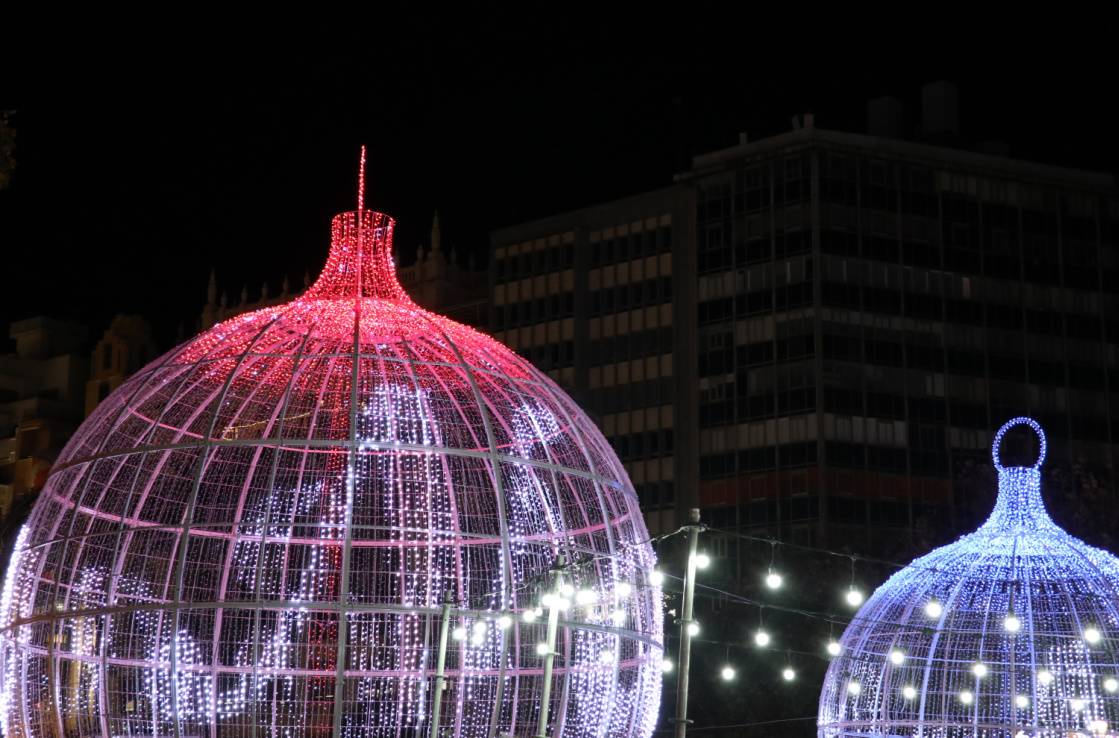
0, 150, 663, 738
818, 417, 1119, 738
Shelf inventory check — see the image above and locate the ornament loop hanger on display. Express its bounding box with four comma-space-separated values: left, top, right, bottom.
991, 416, 1047, 471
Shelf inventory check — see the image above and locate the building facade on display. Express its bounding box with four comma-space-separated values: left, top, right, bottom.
491, 101, 1119, 552
0, 318, 88, 528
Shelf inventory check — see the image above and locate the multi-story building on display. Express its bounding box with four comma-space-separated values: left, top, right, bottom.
85, 314, 158, 416
0, 317, 88, 530
491, 83, 1119, 555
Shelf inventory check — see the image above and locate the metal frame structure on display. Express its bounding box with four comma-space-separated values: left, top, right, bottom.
0, 153, 663, 738
818, 417, 1119, 738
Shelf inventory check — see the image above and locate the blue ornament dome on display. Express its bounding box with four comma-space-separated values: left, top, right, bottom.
819, 418, 1119, 738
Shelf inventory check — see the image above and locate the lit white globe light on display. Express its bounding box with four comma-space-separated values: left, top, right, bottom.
555, 597, 572, 612
541, 593, 560, 609
960, 691, 974, 705
1090, 720, 1109, 735
470, 631, 485, 646
1004, 614, 1022, 633
575, 589, 598, 606
1105, 677, 1119, 693
754, 629, 771, 647
649, 569, 665, 586
496, 615, 512, 630
1084, 626, 1102, 645
661, 659, 674, 673
1038, 669, 1054, 686
615, 582, 632, 599
686, 622, 700, 637
694, 552, 712, 570
847, 681, 861, 696
521, 609, 537, 623
826, 640, 842, 657
1071, 698, 1086, 712
902, 685, 917, 700
610, 609, 627, 626
845, 588, 864, 607
559, 582, 575, 597
721, 665, 736, 681
1015, 694, 1030, 709
765, 571, 783, 590
782, 667, 796, 681
972, 662, 988, 679
889, 649, 905, 665
472, 621, 487, 635
599, 650, 616, 665
924, 600, 943, 618
452, 626, 467, 641
535, 642, 550, 656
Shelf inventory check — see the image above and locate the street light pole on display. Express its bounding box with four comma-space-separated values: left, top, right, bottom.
674, 508, 703, 738
536, 556, 566, 738
429, 593, 454, 738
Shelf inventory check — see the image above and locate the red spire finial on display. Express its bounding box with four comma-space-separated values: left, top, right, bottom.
357, 145, 366, 213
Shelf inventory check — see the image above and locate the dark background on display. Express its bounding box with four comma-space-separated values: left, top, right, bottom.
2, 18, 1116, 346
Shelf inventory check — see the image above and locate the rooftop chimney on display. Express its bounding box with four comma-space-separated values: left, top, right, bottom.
867, 96, 904, 139
921, 80, 959, 138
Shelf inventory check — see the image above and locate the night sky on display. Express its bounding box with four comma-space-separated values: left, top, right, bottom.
2, 20, 1116, 347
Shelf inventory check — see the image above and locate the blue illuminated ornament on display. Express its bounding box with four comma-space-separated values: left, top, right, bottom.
818, 417, 1119, 738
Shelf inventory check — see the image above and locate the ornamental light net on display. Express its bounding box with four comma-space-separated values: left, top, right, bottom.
0, 150, 663, 738
818, 417, 1119, 738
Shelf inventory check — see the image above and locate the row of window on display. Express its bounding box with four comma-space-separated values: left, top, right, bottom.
492, 293, 574, 329
589, 327, 673, 366
519, 341, 574, 371
589, 277, 673, 316
586, 376, 675, 415
699, 231, 813, 272
699, 441, 818, 479
697, 282, 814, 324
590, 227, 672, 268
494, 244, 574, 283
609, 429, 675, 461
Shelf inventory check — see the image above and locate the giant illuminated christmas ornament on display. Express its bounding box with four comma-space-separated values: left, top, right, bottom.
819, 417, 1119, 738
0, 149, 663, 738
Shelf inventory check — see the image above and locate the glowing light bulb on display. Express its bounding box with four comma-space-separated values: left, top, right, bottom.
754, 629, 771, 647
1104, 677, 1118, 693
470, 631, 485, 646
765, 571, 783, 590
1038, 669, 1054, 686
610, 609, 626, 626
1015, 694, 1029, 709
845, 588, 864, 607
826, 640, 842, 657
541, 593, 559, 609
616, 582, 632, 598
452, 626, 467, 641
972, 662, 988, 678
661, 659, 674, 673
472, 621, 487, 635
889, 649, 905, 665
559, 582, 575, 597
924, 600, 943, 618
1003, 614, 1021, 633
649, 569, 665, 587
599, 650, 616, 664
847, 681, 861, 696
686, 622, 700, 637
693, 552, 711, 570
575, 589, 597, 606
960, 690, 974, 705
782, 667, 796, 681
1090, 720, 1109, 735
902, 685, 917, 700
720, 665, 736, 681
1084, 626, 1102, 645
555, 597, 571, 612
522, 609, 537, 623
496, 615, 512, 630
1071, 698, 1086, 712
535, 642, 550, 656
